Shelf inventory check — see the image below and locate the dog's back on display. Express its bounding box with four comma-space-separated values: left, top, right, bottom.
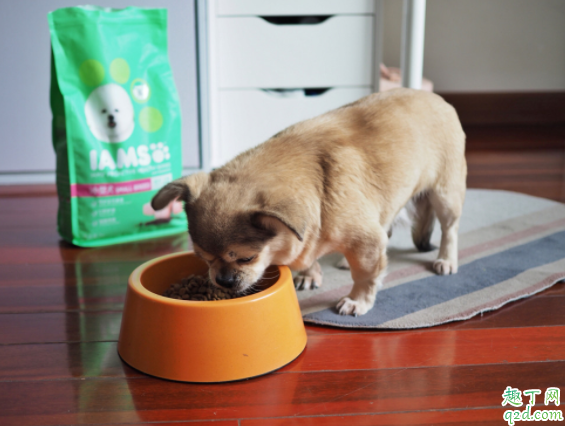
220, 88, 466, 237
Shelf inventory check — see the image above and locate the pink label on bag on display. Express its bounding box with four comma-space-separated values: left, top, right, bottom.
71, 178, 152, 197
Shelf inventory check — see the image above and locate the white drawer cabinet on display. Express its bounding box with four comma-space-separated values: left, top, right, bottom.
197, 0, 382, 169
217, 16, 374, 88
217, 87, 372, 165
216, 0, 375, 16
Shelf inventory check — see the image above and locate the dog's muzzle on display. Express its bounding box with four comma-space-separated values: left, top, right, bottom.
107, 115, 116, 128
215, 270, 239, 289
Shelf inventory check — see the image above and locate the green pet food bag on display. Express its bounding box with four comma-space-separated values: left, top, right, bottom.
48, 6, 186, 247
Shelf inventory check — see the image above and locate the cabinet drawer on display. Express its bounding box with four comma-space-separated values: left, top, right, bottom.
214, 87, 372, 166
216, 0, 375, 16
217, 16, 374, 89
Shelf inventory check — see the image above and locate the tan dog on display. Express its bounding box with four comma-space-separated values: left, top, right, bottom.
151, 88, 467, 316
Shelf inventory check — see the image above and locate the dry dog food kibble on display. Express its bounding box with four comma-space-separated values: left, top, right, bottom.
163, 274, 239, 301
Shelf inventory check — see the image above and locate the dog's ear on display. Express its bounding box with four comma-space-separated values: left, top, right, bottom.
251, 207, 306, 242
151, 172, 209, 210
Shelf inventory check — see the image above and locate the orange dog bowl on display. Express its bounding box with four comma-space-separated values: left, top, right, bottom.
118, 251, 307, 382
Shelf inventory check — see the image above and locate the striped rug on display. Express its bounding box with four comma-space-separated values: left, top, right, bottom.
298, 189, 565, 329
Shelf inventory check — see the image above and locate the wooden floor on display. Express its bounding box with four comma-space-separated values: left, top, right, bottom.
1, 125, 564, 426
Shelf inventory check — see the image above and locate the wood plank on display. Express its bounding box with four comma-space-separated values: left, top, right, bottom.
280, 326, 565, 373
437, 294, 565, 330
2, 294, 565, 344
0, 342, 136, 380
242, 408, 505, 425
466, 150, 565, 202
0, 185, 57, 198
0, 212, 57, 229
0, 225, 190, 251
0, 262, 135, 287
0, 284, 127, 313
0, 361, 562, 425
0, 228, 65, 247
0, 233, 190, 265
2, 326, 564, 381
113, 423, 237, 426
110, 423, 237, 426
0, 196, 58, 211
114, 423, 238, 426
440, 92, 565, 125
467, 150, 565, 171
0, 197, 56, 229
541, 280, 565, 296
0, 312, 123, 344
465, 124, 565, 151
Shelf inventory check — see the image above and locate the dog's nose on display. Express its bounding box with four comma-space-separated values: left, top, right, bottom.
108, 115, 115, 121
215, 274, 236, 289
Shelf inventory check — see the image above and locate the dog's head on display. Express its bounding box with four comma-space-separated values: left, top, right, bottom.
151, 172, 306, 293
84, 83, 134, 143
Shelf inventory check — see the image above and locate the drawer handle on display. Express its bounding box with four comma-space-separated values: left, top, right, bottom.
260, 16, 333, 25
304, 88, 331, 96
262, 88, 332, 98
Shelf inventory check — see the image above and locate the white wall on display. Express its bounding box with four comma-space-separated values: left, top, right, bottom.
383, 0, 565, 92
0, 0, 199, 181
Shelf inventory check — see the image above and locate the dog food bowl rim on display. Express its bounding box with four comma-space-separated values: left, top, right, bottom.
129, 251, 291, 308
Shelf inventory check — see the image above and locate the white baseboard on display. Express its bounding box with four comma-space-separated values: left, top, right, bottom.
0, 172, 56, 185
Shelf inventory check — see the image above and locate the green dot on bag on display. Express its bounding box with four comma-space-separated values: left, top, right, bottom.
139, 107, 163, 132
79, 59, 105, 86
110, 58, 130, 84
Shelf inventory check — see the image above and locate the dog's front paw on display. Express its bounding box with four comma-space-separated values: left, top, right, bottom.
294, 274, 321, 290
433, 259, 458, 275
336, 296, 374, 316
294, 262, 323, 290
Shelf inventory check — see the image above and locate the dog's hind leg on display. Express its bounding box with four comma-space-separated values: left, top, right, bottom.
336, 227, 388, 316
410, 193, 436, 252
294, 261, 323, 290
429, 186, 465, 275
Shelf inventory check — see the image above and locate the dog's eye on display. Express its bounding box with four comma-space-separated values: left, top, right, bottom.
237, 256, 256, 264
115, 109, 119, 113
101, 109, 107, 114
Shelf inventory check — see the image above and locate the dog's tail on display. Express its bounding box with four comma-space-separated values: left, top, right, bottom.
408, 193, 436, 252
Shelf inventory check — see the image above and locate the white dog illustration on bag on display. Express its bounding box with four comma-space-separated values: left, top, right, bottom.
84, 83, 135, 143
